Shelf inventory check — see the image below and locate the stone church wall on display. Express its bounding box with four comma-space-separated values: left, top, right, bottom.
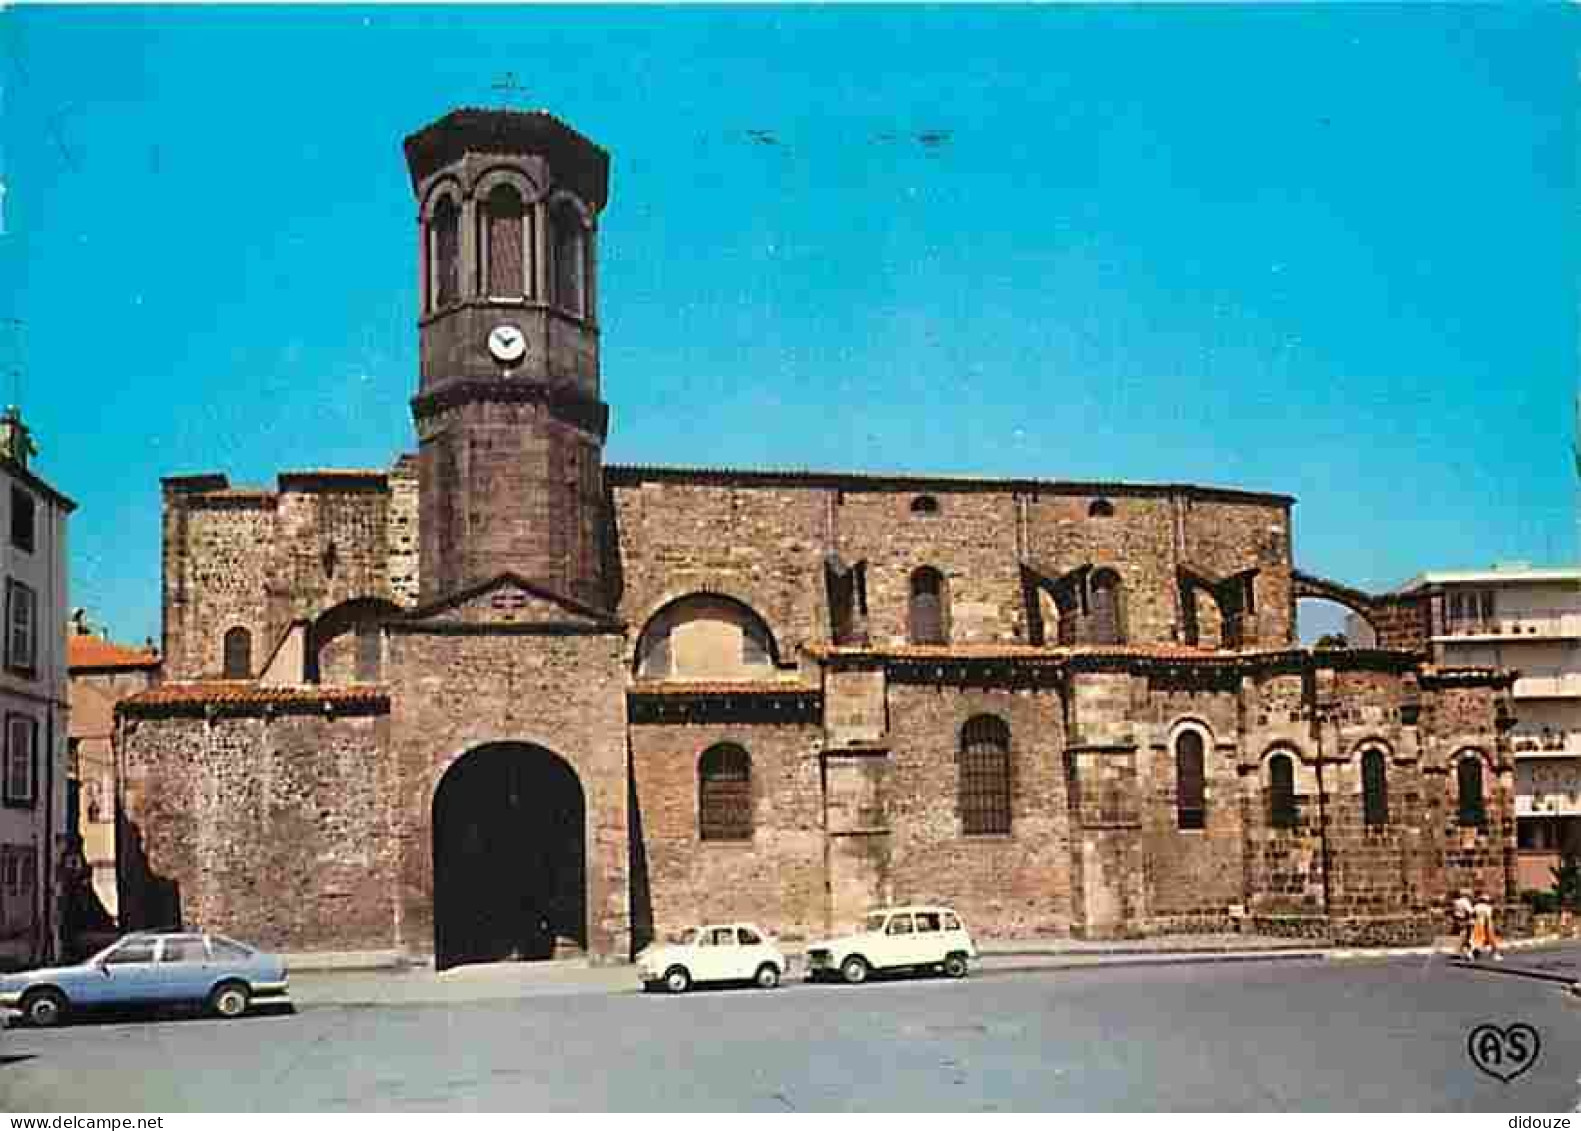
118, 708, 397, 951
629, 719, 825, 945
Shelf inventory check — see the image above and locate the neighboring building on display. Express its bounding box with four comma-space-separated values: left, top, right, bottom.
116, 109, 1519, 967
1386, 565, 1581, 891
66, 620, 159, 925
0, 408, 74, 969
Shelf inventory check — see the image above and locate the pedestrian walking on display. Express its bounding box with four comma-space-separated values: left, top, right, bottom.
1471, 891, 1503, 961
1452, 890, 1475, 959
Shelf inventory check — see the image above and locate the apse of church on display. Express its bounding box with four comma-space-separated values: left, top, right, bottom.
116, 108, 1520, 967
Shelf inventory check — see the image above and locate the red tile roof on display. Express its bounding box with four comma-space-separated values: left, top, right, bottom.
629, 680, 817, 696
120, 682, 386, 712
68, 635, 160, 671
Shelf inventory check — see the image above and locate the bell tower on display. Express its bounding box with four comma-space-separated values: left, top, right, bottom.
403, 109, 611, 608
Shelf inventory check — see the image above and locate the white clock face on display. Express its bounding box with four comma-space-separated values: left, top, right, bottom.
487, 324, 527, 364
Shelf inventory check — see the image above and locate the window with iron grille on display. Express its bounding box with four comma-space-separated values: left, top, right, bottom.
222, 627, 252, 679
909, 567, 947, 645
699, 744, 752, 841
1362, 748, 1389, 828
5, 578, 34, 675
1175, 729, 1206, 830
484, 183, 527, 298
1457, 754, 1486, 827
960, 715, 1011, 835
10, 487, 34, 553
3, 714, 35, 806
1268, 753, 1296, 829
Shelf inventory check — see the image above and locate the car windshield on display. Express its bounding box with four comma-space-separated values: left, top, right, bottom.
671, 928, 700, 945
864, 913, 889, 933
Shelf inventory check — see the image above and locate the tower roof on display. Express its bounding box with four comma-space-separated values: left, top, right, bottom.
402, 108, 610, 210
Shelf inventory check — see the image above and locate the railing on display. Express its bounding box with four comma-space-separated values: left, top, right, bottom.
1511, 732, 1581, 756
1513, 674, 1581, 699
1439, 609, 1581, 639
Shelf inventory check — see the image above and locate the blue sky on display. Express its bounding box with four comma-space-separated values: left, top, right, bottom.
1, 4, 1575, 646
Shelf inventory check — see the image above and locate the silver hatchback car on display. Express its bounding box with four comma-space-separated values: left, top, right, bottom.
0, 932, 289, 1027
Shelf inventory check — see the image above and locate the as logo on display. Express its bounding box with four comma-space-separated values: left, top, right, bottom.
1467, 1022, 1541, 1083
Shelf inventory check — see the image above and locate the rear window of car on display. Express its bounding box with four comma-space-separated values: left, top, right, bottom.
210, 939, 253, 960
943, 913, 962, 931
737, 927, 762, 945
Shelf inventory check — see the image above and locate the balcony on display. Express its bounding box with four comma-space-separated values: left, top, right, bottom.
1436, 609, 1581, 642
1517, 792, 1581, 817
1513, 673, 1581, 700
1511, 732, 1581, 757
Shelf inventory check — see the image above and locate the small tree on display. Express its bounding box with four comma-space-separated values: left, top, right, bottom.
1315, 633, 1349, 650
1552, 847, 1581, 911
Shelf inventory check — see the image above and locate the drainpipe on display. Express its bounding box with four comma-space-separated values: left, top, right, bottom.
1307, 657, 1333, 921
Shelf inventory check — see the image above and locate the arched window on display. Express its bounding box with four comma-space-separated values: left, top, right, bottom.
1362, 748, 1389, 828
699, 744, 751, 841
1457, 754, 1486, 827
634, 594, 778, 681
483, 183, 527, 299
909, 566, 947, 645
1175, 729, 1206, 830
960, 715, 1011, 835
1090, 568, 1123, 645
1089, 498, 1114, 518
428, 195, 460, 311
222, 627, 252, 679
1268, 752, 1296, 829
910, 495, 940, 516
551, 199, 588, 319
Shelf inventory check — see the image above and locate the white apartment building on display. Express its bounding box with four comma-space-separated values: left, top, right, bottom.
1378, 564, 1581, 891
0, 408, 73, 969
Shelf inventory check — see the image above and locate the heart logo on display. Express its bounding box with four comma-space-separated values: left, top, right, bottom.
1467, 1022, 1542, 1083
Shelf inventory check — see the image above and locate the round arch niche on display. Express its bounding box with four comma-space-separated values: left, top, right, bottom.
431, 742, 587, 970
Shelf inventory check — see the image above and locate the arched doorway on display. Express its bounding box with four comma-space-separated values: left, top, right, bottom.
432, 743, 587, 970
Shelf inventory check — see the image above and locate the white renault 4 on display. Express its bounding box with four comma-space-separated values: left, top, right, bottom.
805, 905, 976, 984
636, 923, 788, 994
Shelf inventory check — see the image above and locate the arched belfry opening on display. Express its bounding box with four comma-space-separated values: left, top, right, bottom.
432, 743, 587, 970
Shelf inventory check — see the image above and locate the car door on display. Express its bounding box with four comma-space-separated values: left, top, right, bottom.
94, 937, 161, 1006
883, 913, 922, 968
736, 925, 772, 977
154, 936, 212, 1005
700, 926, 739, 982
912, 910, 946, 965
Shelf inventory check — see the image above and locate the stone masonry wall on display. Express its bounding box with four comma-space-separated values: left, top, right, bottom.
118, 710, 397, 950
629, 720, 824, 945
385, 627, 631, 960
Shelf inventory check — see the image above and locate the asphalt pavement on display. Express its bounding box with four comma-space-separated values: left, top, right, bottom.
3, 948, 1579, 1111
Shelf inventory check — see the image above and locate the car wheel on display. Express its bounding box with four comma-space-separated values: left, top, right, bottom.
209, 981, 251, 1019
21, 988, 66, 1028
840, 955, 870, 985
663, 966, 691, 994
754, 963, 781, 990
943, 952, 969, 979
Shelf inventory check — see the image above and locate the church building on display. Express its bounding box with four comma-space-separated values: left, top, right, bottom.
117, 109, 1520, 967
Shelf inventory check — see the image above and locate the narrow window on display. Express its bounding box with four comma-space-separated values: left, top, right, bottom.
355, 623, 381, 682
637, 627, 671, 679
429, 195, 460, 311
742, 620, 771, 666
1175, 729, 1206, 830
484, 183, 526, 298
960, 715, 1011, 835
551, 201, 586, 318
222, 627, 252, 679
1090, 568, 1123, 645
699, 744, 752, 841
1362, 748, 1389, 828
910, 495, 939, 516
909, 566, 947, 645
3, 713, 35, 806
5, 579, 35, 674
1088, 498, 1114, 518
1457, 755, 1486, 827
10, 488, 34, 553
1268, 753, 1296, 829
